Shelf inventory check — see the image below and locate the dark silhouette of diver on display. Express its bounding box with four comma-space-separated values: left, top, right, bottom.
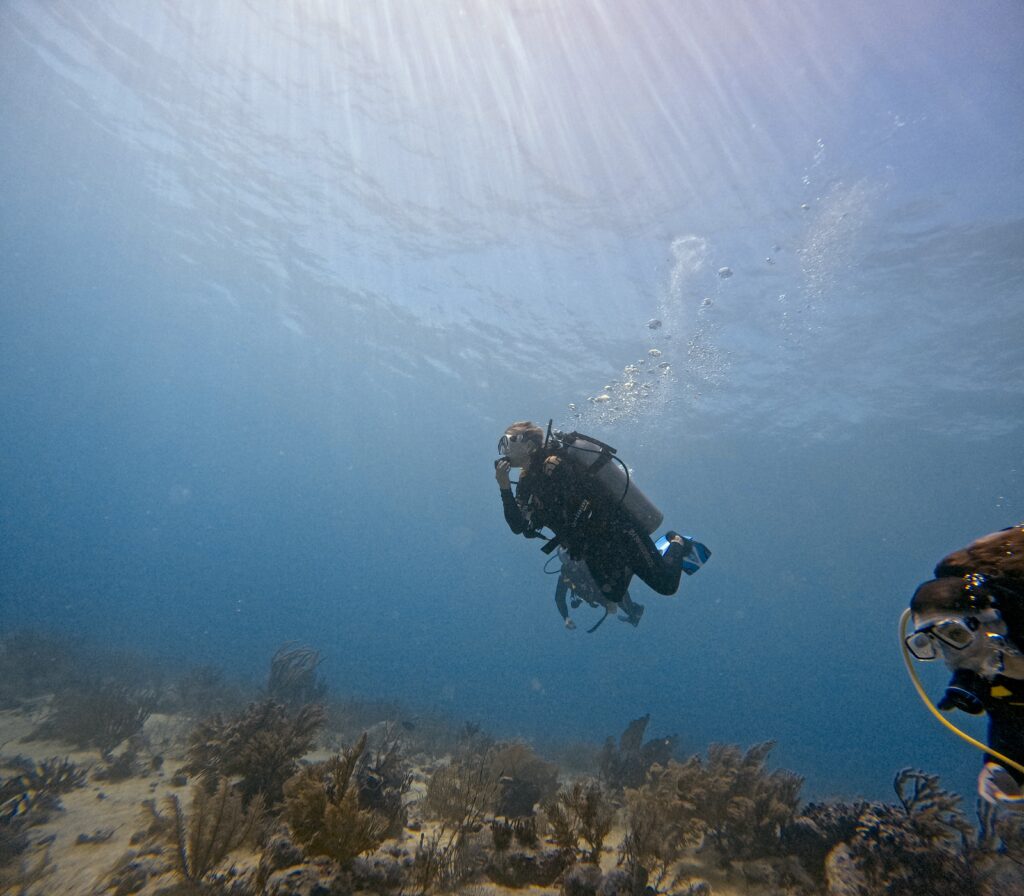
903, 524, 1024, 805
495, 420, 709, 620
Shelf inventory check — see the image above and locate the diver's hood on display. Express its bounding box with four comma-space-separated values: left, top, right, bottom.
911, 575, 1024, 656
911, 577, 994, 618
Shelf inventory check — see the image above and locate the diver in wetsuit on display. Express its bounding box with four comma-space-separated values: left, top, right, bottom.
494, 420, 691, 606
904, 524, 1024, 806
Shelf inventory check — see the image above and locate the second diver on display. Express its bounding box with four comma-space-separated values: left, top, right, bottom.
495, 420, 709, 630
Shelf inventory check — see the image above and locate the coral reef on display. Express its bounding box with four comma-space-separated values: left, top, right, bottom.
599, 714, 678, 792
544, 779, 614, 863
790, 768, 1023, 895
623, 740, 802, 869
485, 846, 568, 888
96, 849, 175, 896
511, 815, 539, 848
410, 824, 487, 894
281, 732, 389, 866
25, 682, 153, 758
1, 756, 87, 820
490, 818, 514, 852
356, 724, 412, 837
267, 644, 327, 709
779, 798, 867, 881
613, 740, 805, 895
489, 741, 560, 818
829, 768, 979, 896
7, 631, 1023, 896
422, 756, 493, 828
619, 780, 699, 895
678, 741, 803, 861
91, 741, 151, 784
423, 737, 558, 833
560, 862, 712, 896
412, 736, 565, 892
255, 838, 417, 896
418, 738, 565, 890
1, 757, 85, 892
561, 862, 604, 896
182, 700, 325, 806
145, 780, 266, 886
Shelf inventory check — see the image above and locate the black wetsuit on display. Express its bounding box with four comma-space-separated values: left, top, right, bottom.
500, 448, 685, 603
942, 668, 1024, 783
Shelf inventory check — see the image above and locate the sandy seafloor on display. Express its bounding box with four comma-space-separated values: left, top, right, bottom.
0, 706, 742, 896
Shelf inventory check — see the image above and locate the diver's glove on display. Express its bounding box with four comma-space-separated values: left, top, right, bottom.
564, 618, 576, 631
978, 761, 1024, 807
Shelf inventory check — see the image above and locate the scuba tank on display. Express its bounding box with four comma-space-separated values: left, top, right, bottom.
546, 423, 664, 534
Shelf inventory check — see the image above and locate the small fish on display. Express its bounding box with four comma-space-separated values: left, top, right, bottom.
1, 784, 34, 820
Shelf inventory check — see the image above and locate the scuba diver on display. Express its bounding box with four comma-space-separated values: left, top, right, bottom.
552, 547, 644, 632
494, 420, 709, 618
902, 524, 1024, 806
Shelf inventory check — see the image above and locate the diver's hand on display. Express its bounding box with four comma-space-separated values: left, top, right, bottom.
978, 761, 1024, 807
564, 618, 576, 630
543, 455, 561, 476
495, 458, 512, 489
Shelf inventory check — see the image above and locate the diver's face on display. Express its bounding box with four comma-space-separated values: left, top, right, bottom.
499, 431, 537, 467
910, 609, 1017, 679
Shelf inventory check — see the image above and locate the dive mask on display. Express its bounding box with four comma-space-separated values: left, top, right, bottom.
498, 431, 535, 462
905, 617, 980, 659
907, 611, 1021, 676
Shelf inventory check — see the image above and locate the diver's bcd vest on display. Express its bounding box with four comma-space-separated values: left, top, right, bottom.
548, 429, 664, 535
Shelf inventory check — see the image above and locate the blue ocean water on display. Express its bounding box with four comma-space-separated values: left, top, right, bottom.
0, 0, 1021, 806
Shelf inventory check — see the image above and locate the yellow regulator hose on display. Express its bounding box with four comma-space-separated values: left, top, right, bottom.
899, 608, 1024, 776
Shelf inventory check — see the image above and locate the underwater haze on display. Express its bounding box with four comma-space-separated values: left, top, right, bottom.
1, 0, 1023, 804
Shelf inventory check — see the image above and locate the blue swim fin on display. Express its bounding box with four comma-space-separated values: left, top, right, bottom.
656, 533, 711, 575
